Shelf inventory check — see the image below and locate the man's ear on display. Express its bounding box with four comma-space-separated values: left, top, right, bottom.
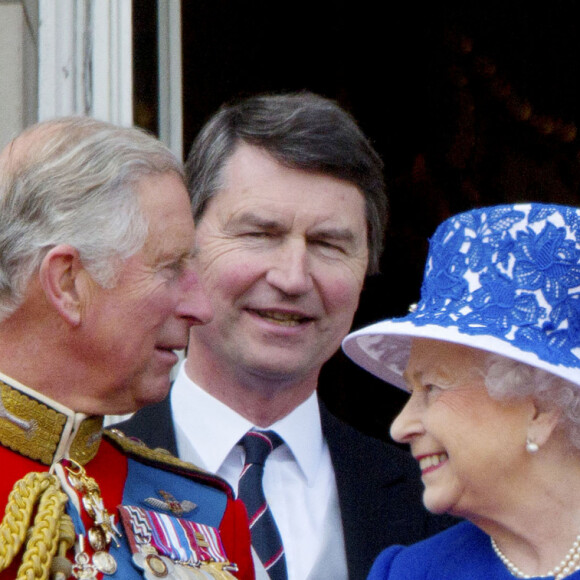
38, 244, 87, 326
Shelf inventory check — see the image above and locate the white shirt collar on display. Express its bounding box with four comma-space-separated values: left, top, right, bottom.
170, 361, 325, 486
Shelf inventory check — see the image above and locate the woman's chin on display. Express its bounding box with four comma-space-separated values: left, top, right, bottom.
422, 491, 453, 516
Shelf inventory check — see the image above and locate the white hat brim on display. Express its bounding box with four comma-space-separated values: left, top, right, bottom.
342, 319, 580, 391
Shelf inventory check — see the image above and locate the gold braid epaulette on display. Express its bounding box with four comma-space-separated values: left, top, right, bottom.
104, 428, 234, 497
0, 472, 74, 579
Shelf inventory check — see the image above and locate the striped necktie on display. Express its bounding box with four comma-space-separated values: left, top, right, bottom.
238, 429, 288, 580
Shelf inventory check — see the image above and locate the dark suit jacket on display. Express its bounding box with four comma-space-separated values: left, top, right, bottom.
115, 396, 456, 579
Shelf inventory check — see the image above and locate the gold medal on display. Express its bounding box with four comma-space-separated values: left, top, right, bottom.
92, 550, 118, 575
88, 526, 107, 551
133, 551, 174, 578
146, 553, 170, 577
66, 460, 122, 548
72, 551, 98, 579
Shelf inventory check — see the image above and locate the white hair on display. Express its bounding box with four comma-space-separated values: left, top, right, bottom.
484, 355, 580, 450
0, 116, 184, 321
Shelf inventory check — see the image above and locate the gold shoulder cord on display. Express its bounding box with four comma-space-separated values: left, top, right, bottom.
0, 471, 74, 580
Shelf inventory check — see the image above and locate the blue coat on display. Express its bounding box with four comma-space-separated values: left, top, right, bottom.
368, 520, 580, 580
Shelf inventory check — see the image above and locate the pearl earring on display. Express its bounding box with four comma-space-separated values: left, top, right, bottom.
526, 438, 539, 453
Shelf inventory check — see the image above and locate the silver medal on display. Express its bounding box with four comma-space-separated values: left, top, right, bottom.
92, 550, 118, 575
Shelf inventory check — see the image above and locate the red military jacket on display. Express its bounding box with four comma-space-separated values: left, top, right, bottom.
0, 376, 254, 579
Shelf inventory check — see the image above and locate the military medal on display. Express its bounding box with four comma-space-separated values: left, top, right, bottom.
64, 460, 121, 576
133, 551, 178, 579
92, 550, 118, 575
119, 503, 239, 579
132, 551, 230, 579
66, 461, 121, 548
132, 545, 214, 579
71, 538, 99, 579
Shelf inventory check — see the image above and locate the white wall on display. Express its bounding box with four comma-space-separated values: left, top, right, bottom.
0, 1, 38, 149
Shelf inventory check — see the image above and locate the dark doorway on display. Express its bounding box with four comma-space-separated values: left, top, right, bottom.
136, 1, 580, 441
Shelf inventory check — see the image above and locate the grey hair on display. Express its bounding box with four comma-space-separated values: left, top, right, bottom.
484, 355, 580, 450
0, 116, 183, 321
185, 91, 387, 274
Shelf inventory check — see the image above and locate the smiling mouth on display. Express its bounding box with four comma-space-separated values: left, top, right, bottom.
250, 309, 313, 327
418, 453, 448, 472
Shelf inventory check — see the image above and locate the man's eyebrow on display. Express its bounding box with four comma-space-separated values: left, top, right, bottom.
309, 226, 357, 243
229, 211, 284, 230
230, 212, 362, 243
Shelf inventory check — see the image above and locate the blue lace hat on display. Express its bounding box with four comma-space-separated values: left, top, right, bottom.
342, 203, 580, 390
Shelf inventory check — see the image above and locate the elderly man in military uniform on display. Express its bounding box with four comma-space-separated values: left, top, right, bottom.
0, 117, 253, 579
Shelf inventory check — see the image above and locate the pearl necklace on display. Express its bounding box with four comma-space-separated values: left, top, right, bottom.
491, 535, 580, 579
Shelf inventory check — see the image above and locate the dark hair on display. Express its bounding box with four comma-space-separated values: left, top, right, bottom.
185, 91, 388, 274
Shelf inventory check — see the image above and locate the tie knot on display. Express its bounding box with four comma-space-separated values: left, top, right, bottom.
239, 430, 283, 466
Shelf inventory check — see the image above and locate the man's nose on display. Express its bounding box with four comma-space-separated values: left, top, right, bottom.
177, 268, 213, 326
265, 240, 314, 296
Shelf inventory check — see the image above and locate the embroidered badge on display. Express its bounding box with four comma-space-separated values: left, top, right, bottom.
145, 489, 197, 516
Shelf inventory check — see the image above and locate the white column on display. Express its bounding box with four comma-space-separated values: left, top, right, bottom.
38, 0, 133, 126
38, 0, 82, 119
157, 0, 183, 158
91, 0, 133, 125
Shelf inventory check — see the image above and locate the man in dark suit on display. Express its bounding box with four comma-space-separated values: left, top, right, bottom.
117, 92, 455, 579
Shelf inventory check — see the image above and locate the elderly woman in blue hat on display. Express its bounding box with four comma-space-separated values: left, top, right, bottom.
343, 203, 580, 580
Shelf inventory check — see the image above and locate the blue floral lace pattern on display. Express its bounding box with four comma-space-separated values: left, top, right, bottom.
406, 204, 580, 369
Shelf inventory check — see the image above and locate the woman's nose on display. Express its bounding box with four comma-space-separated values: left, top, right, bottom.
390, 390, 425, 444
